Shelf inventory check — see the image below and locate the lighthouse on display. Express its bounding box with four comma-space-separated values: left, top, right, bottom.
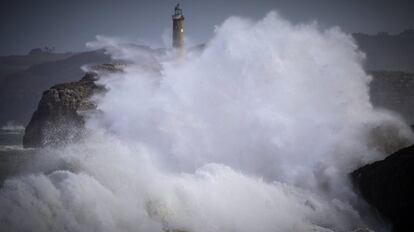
172, 4, 184, 49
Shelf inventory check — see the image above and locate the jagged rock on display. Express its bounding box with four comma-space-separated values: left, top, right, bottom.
22, 73, 100, 147
22, 64, 123, 148
351, 144, 414, 232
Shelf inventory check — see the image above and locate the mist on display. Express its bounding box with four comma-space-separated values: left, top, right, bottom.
1, 12, 413, 232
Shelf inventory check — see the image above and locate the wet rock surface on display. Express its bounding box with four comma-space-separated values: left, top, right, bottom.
22, 64, 123, 148
352, 144, 414, 232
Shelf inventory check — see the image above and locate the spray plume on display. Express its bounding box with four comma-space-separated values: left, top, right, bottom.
0, 12, 413, 232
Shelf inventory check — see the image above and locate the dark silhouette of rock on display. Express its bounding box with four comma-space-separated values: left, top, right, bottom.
22, 64, 123, 148
22, 73, 100, 147
0, 52, 73, 79
352, 144, 414, 232
0, 50, 112, 125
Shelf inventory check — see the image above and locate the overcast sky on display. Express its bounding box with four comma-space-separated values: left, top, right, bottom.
1, 0, 413, 55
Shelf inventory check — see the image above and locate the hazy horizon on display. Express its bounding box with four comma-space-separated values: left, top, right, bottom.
1, 0, 414, 56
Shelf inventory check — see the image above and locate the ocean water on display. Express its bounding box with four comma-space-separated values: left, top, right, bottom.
0, 126, 33, 182
0, 126, 23, 147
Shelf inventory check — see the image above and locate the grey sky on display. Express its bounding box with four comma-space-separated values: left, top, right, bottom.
1, 0, 413, 55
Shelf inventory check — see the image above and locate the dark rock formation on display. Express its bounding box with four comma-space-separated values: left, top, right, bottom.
22, 72, 102, 148
0, 52, 73, 79
352, 144, 414, 232
22, 64, 124, 148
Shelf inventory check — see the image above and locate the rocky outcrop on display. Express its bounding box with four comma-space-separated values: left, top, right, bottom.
352, 144, 414, 232
22, 64, 123, 148
23, 73, 100, 147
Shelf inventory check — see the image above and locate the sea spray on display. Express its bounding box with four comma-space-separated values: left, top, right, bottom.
0, 12, 412, 232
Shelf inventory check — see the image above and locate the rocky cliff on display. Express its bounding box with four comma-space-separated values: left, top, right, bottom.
22, 64, 122, 148
352, 144, 414, 232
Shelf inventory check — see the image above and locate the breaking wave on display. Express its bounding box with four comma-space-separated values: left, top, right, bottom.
0, 12, 412, 232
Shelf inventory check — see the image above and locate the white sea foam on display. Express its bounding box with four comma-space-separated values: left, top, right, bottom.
0, 121, 24, 132
0, 145, 30, 152
0, 12, 412, 232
